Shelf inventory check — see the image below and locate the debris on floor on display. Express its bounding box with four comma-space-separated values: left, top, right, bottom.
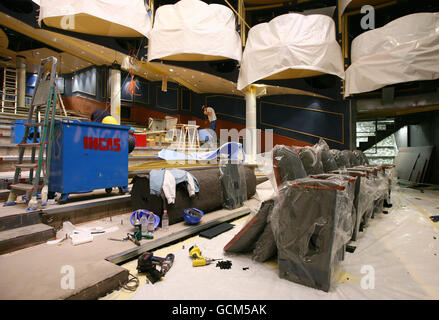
216, 260, 232, 270
47, 221, 119, 246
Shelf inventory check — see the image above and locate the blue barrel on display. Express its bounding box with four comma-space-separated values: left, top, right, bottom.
48, 119, 129, 197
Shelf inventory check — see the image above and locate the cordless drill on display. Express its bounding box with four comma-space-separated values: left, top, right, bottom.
137, 252, 175, 283
189, 245, 221, 267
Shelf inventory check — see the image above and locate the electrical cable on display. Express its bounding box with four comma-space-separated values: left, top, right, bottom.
120, 272, 140, 292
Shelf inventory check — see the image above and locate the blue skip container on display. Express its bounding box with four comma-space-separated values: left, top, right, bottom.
48, 119, 129, 203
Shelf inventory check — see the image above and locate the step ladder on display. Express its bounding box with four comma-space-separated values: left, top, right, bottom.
5, 57, 59, 211
173, 123, 200, 151
1, 67, 17, 114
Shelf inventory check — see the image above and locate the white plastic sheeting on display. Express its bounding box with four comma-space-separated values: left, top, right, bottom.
345, 13, 439, 97
121, 188, 439, 300
37, 0, 151, 37
237, 13, 344, 91
147, 0, 242, 62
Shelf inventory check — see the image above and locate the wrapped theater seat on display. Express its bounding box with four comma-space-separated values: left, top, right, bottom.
224, 200, 274, 253
381, 164, 396, 205
330, 149, 350, 169
321, 150, 339, 173
131, 167, 256, 225
343, 150, 360, 167
353, 150, 369, 165
351, 166, 386, 220
329, 169, 372, 240
272, 145, 307, 188
314, 139, 338, 173
296, 146, 325, 176
310, 173, 357, 242
271, 177, 353, 292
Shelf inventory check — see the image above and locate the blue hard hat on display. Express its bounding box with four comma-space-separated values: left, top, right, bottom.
183, 208, 204, 225
130, 209, 160, 229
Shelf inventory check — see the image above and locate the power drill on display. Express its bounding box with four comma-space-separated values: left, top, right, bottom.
137, 252, 175, 284
189, 245, 221, 267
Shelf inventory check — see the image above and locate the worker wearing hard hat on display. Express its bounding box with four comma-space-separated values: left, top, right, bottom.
90, 110, 136, 153
202, 105, 217, 131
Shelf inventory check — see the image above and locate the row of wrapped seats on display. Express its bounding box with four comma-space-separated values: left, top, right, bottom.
224, 139, 395, 292
270, 140, 395, 291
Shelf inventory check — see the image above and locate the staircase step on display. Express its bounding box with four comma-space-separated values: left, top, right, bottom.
0, 224, 55, 255
14, 163, 40, 169
10, 183, 35, 192
17, 143, 41, 147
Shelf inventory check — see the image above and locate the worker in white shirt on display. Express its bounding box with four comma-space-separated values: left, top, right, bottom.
202, 105, 217, 131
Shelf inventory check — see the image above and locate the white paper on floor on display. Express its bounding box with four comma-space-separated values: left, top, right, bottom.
131, 190, 439, 300
46, 221, 119, 246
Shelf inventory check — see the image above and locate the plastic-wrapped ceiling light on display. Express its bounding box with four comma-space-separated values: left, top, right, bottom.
237, 13, 344, 91
345, 13, 439, 97
147, 0, 242, 62
36, 0, 151, 37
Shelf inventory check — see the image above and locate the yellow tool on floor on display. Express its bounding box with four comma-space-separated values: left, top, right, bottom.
189, 245, 222, 267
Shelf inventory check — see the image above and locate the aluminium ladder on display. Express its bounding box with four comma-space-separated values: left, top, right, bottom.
5, 57, 58, 210
1, 67, 17, 113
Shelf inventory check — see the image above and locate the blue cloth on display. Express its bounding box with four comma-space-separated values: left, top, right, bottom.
168, 169, 200, 193
149, 169, 199, 196
149, 169, 166, 196
158, 142, 245, 162
210, 120, 217, 131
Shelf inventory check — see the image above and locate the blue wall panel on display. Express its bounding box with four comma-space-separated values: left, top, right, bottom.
259, 95, 350, 149
259, 100, 344, 144
134, 80, 150, 105
154, 83, 179, 114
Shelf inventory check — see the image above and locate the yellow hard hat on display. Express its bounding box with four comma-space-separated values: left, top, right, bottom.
102, 116, 119, 125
